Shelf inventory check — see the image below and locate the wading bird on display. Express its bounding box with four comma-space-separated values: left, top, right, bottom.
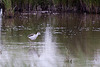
28, 32, 41, 40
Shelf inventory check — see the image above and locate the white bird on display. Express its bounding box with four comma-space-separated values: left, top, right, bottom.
28, 32, 41, 40
0, 9, 2, 15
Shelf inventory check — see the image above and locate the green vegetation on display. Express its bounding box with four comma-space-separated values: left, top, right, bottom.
1, 0, 100, 17
2, 0, 14, 17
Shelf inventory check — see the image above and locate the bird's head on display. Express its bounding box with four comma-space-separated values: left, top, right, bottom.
37, 32, 41, 35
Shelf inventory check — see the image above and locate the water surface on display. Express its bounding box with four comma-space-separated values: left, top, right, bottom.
0, 13, 100, 67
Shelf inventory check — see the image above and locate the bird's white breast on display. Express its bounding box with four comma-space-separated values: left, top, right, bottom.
28, 34, 38, 40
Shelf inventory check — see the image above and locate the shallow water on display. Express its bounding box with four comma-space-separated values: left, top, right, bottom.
0, 13, 100, 67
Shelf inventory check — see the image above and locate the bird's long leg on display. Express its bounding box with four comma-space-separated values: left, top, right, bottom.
28, 39, 32, 44
32, 46, 40, 57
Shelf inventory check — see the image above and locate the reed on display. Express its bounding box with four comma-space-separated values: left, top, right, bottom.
3, 0, 11, 10
1, 0, 100, 15
2, 0, 14, 17
83, 0, 100, 13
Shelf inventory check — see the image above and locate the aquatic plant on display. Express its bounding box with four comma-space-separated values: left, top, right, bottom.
1, 0, 100, 16
2, 0, 14, 17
